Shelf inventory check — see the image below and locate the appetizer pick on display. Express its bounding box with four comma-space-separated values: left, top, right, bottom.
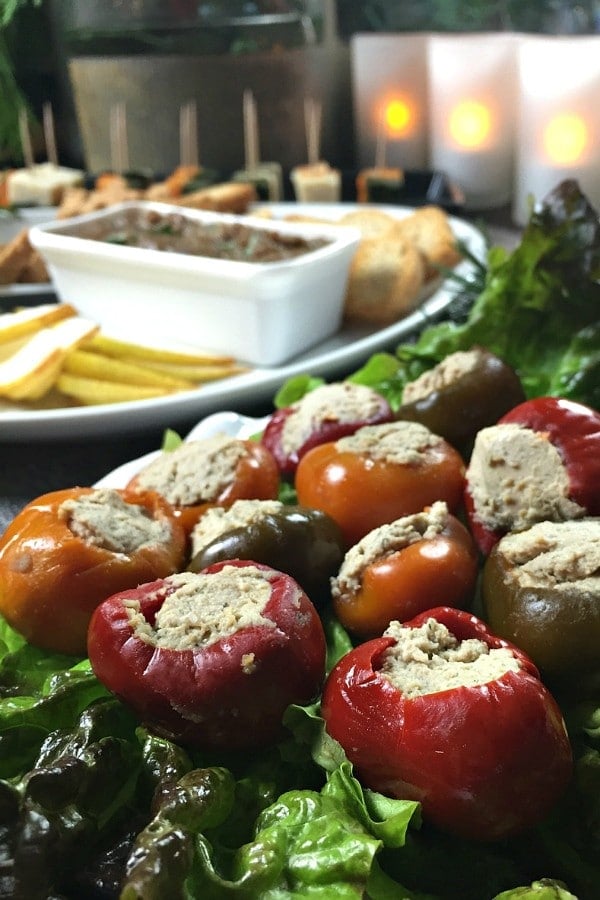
355, 109, 404, 204
321, 607, 573, 842
87, 561, 327, 750
7, 106, 84, 207
0, 487, 186, 655
290, 97, 341, 203
232, 90, 283, 202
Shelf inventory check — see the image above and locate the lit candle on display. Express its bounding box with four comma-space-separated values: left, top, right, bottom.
428, 33, 518, 210
513, 36, 600, 225
351, 33, 428, 170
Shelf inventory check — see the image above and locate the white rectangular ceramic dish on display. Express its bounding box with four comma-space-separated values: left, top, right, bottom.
28, 202, 360, 367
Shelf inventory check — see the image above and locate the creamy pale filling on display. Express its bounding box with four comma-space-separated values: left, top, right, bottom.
402, 349, 482, 404
493, 518, 600, 600
280, 382, 384, 456
380, 618, 519, 697
59, 488, 171, 554
335, 420, 442, 465
332, 502, 450, 599
467, 423, 585, 532
134, 434, 246, 506
126, 566, 276, 650
191, 499, 283, 557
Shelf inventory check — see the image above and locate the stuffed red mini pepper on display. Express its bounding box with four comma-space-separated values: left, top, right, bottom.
295, 420, 465, 545
321, 606, 572, 842
261, 381, 393, 476
87, 560, 326, 751
127, 434, 280, 534
331, 502, 478, 637
465, 396, 600, 554
0, 487, 186, 655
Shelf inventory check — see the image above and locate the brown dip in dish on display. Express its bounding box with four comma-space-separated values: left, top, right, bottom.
65, 208, 330, 262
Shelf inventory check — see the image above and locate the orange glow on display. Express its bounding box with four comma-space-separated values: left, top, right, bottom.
384, 98, 413, 136
543, 114, 588, 164
449, 100, 492, 149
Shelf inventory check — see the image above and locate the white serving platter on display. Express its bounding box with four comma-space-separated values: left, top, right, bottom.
0, 204, 486, 441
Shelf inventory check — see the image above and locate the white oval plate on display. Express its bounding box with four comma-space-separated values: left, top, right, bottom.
0, 203, 486, 441
95, 411, 269, 488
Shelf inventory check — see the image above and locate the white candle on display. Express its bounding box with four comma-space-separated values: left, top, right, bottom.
351, 33, 428, 170
513, 36, 600, 225
428, 33, 518, 210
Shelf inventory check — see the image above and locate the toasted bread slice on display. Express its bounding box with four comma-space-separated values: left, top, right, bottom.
177, 181, 257, 214
17, 248, 50, 284
344, 234, 425, 325
0, 229, 34, 285
392, 205, 461, 280
337, 209, 398, 239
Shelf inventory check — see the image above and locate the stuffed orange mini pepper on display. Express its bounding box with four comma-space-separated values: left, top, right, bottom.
0, 486, 186, 655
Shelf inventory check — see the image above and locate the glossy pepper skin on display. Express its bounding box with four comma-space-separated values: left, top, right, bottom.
295, 430, 466, 546
465, 396, 600, 555
261, 391, 393, 476
482, 520, 600, 690
0, 487, 186, 655
396, 347, 526, 456
87, 560, 326, 751
321, 606, 573, 842
128, 440, 281, 535
188, 505, 346, 607
332, 510, 478, 637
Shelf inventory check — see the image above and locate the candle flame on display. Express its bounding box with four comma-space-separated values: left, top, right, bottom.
543, 114, 588, 165
449, 100, 492, 149
384, 98, 414, 137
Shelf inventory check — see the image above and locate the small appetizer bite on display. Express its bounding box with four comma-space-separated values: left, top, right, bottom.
331, 502, 478, 637
355, 166, 405, 204
396, 347, 526, 455
321, 607, 572, 842
290, 161, 341, 203
0, 487, 186, 655
127, 434, 280, 533
295, 420, 466, 545
88, 560, 327, 751
188, 499, 345, 606
465, 396, 600, 554
6, 161, 85, 206
261, 381, 393, 476
482, 517, 600, 690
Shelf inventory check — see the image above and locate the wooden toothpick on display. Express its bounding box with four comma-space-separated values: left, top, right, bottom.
374, 109, 388, 169
304, 97, 322, 165
109, 102, 129, 174
18, 108, 35, 168
243, 89, 260, 171
179, 100, 199, 169
43, 102, 59, 166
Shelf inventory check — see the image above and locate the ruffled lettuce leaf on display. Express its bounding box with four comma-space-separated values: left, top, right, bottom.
350, 180, 600, 410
